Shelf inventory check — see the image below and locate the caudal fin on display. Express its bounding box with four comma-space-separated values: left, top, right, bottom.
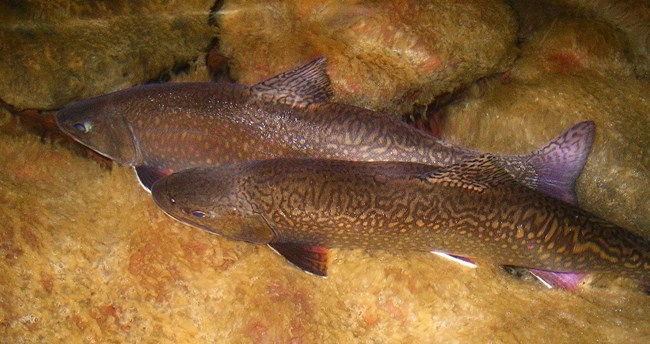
497, 121, 594, 204
526, 121, 595, 204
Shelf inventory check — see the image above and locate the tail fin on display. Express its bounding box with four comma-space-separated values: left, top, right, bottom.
498, 121, 595, 204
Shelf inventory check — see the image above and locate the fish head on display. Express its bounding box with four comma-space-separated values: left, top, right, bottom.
55, 95, 137, 164
151, 166, 276, 244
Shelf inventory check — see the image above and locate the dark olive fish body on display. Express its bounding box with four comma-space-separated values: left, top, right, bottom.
94, 83, 476, 169
56, 58, 594, 203
152, 158, 650, 285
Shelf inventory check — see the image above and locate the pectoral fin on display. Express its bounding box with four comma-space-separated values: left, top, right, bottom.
250, 57, 333, 107
135, 166, 172, 192
268, 242, 329, 277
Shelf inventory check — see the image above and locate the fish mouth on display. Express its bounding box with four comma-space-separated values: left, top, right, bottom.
53, 111, 107, 157
151, 184, 180, 220
54, 110, 138, 165
54, 111, 76, 138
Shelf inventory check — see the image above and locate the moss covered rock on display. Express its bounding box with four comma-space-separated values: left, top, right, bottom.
216, 0, 518, 114
441, 16, 650, 232
0, 1, 216, 110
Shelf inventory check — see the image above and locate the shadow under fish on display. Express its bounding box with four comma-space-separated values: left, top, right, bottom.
55, 57, 594, 205
150, 157, 650, 292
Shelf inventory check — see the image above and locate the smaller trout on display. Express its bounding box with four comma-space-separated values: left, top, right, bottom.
151, 157, 650, 290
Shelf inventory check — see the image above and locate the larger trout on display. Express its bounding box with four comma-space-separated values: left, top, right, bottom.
151, 157, 650, 290
55, 57, 593, 204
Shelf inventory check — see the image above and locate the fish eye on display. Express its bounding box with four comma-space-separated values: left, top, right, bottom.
191, 210, 207, 218
72, 120, 92, 133
168, 196, 176, 204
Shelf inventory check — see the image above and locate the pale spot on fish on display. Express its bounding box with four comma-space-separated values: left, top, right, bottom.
515, 228, 524, 239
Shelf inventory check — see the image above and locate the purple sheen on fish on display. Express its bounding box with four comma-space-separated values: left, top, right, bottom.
55, 57, 593, 203
150, 157, 650, 290
528, 269, 587, 290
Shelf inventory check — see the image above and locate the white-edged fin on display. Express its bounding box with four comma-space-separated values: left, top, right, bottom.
528, 269, 585, 291
532, 274, 554, 289
250, 57, 333, 107
431, 251, 477, 268
268, 242, 330, 277
134, 165, 172, 192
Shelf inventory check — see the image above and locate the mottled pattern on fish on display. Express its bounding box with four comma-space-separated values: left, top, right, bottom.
151, 158, 650, 283
60, 82, 477, 168
55, 58, 594, 202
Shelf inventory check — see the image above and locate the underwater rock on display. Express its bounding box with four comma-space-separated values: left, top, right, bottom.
554, 0, 650, 77
511, 0, 650, 77
2, 2, 650, 343
215, 0, 518, 114
441, 16, 650, 232
0, 1, 217, 110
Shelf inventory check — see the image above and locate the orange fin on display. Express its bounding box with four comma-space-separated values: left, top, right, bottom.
268, 242, 329, 277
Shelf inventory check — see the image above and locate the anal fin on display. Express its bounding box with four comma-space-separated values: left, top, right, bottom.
528, 269, 586, 291
268, 242, 329, 277
135, 166, 172, 192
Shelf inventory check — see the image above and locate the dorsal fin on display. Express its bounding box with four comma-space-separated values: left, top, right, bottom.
421, 155, 514, 192
250, 57, 333, 107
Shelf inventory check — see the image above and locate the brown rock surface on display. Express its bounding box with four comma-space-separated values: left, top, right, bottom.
1, 1, 650, 342
0, 1, 217, 110
216, 0, 518, 114
441, 13, 650, 233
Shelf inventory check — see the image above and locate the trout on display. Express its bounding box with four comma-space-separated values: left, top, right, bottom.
55, 57, 593, 204
151, 157, 650, 290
